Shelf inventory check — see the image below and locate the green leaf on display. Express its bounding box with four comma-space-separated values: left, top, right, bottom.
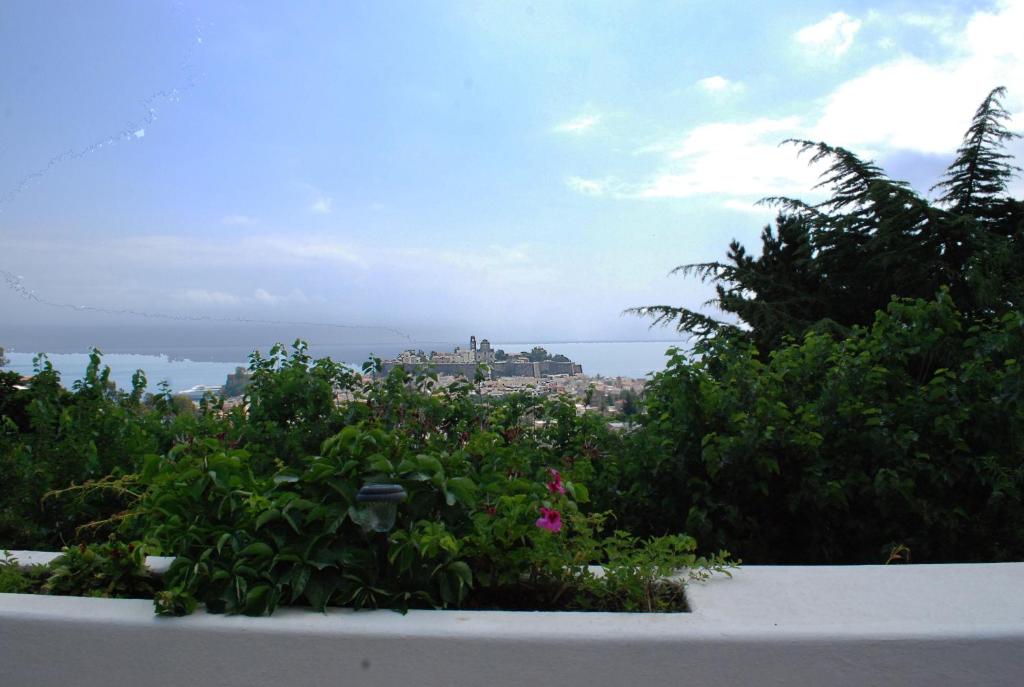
445, 477, 477, 504
244, 585, 272, 616
448, 560, 473, 589
438, 572, 454, 605
368, 454, 394, 473
303, 571, 340, 612
255, 509, 282, 529
215, 533, 232, 555
415, 454, 444, 477
239, 542, 274, 559
290, 566, 311, 602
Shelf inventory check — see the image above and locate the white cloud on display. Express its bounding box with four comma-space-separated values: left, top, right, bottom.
812, 3, 1024, 155
253, 288, 277, 305
695, 75, 742, 93
567, 2, 1024, 208
563, 117, 823, 205
566, 176, 610, 196
795, 11, 862, 57
310, 197, 333, 214
553, 113, 600, 134
221, 214, 254, 226
897, 11, 957, 41
721, 198, 777, 216
259, 238, 366, 267
635, 117, 819, 201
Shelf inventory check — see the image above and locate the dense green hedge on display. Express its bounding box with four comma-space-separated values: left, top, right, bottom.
595, 292, 1023, 563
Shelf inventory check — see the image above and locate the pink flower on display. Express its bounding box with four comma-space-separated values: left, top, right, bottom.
546, 468, 566, 495
535, 507, 562, 533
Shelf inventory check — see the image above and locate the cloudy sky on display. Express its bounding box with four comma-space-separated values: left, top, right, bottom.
2, 0, 1022, 347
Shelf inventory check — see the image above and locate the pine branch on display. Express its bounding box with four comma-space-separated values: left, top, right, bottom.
783, 139, 907, 213
623, 305, 738, 338
933, 86, 1022, 213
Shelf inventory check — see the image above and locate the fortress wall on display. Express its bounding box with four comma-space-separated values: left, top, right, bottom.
538, 361, 583, 376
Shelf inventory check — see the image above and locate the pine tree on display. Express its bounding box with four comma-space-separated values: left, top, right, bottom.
933, 87, 1021, 215
634, 87, 1023, 352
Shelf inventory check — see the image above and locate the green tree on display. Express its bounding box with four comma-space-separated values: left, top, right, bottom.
527, 347, 550, 362
632, 87, 1023, 353
618, 388, 640, 417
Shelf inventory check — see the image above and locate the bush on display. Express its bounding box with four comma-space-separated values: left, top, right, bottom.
42, 540, 157, 599
128, 371, 728, 616
595, 291, 1024, 563
0, 351, 240, 550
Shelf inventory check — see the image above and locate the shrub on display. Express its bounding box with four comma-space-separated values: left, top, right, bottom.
0, 550, 46, 593
129, 383, 729, 616
43, 540, 157, 599
596, 291, 1024, 563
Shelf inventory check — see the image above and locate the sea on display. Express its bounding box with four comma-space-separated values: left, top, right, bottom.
2, 340, 687, 394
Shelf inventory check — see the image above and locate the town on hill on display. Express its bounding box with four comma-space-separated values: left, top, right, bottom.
381, 336, 583, 379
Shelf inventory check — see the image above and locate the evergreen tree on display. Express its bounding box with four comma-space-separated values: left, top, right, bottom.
933, 87, 1021, 214
633, 87, 1023, 352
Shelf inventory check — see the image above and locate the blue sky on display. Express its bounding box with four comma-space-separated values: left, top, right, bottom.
2, 0, 1022, 345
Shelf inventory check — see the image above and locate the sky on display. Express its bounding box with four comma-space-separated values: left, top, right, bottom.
1, 0, 1023, 349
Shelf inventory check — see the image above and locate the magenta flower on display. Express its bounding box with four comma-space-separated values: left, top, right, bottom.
535, 507, 562, 533
546, 468, 566, 495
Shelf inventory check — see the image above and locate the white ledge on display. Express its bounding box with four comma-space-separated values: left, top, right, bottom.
2, 554, 1023, 686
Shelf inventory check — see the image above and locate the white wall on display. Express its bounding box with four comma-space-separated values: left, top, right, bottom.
2, 561, 1023, 687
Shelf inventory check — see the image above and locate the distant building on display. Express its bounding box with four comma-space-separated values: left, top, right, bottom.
381, 336, 582, 379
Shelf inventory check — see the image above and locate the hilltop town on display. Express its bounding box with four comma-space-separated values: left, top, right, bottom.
379, 337, 643, 419
381, 336, 583, 378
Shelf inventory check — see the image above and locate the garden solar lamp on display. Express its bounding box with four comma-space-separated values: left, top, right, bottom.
351, 483, 407, 532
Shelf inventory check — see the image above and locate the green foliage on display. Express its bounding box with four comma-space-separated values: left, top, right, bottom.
43, 540, 156, 598
0, 551, 47, 593
599, 292, 1024, 563
0, 352, 160, 548
0, 349, 246, 550
242, 341, 359, 472
568, 530, 728, 612
118, 365, 728, 616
